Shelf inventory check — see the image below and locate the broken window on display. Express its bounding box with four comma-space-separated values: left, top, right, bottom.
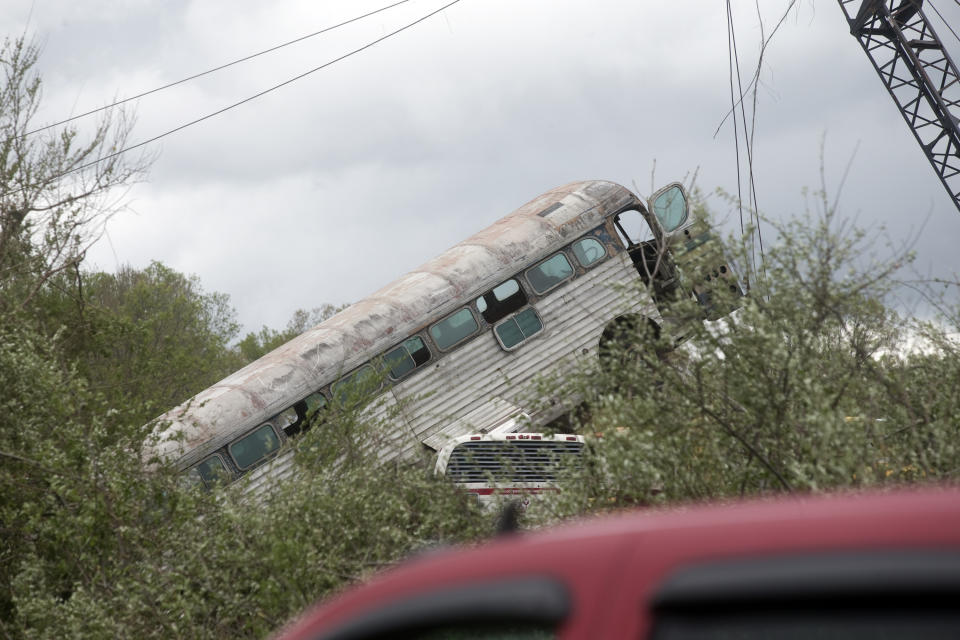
229, 424, 281, 470
613, 209, 654, 248
495, 307, 544, 350
571, 237, 607, 268
303, 392, 327, 420
476, 278, 527, 324
273, 406, 299, 435
430, 308, 479, 351
384, 336, 431, 380
525, 253, 574, 294
282, 392, 329, 438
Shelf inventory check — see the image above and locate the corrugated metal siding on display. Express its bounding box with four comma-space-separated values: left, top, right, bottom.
394, 253, 654, 458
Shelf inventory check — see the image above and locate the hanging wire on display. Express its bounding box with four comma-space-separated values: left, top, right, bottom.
725, 0, 748, 255
928, 0, 960, 46
720, 0, 798, 286
1, 0, 464, 200
22, 0, 416, 138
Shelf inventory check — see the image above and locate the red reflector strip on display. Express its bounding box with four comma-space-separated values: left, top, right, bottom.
566, 436, 577, 441
531, 435, 541, 440
470, 436, 481, 440
506, 435, 516, 440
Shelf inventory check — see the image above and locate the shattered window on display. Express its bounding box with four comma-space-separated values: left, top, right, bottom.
613, 209, 654, 248
526, 253, 574, 294
430, 308, 479, 351
384, 336, 431, 380
286, 392, 329, 437
229, 424, 281, 470
303, 392, 327, 420
476, 278, 527, 324
572, 237, 607, 268
273, 406, 299, 433
495, 308, 543, 350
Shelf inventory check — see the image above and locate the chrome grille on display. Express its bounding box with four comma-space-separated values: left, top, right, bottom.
445, 440, 583, 483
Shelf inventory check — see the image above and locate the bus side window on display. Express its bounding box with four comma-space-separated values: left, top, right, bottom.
384, 336, 431, 380
430, 308, 479, 351
525, 253, 574, 294
278, 392, 328, 439
571, 237, 607, 268
332, 364, 382, 405
494, 307, 544, 350
228, 424, 281, 471
190, 454, 231, 490
476, 278, 527, 324
274, 406, 300, 437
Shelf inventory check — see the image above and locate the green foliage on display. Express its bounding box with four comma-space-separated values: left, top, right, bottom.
70, 262, 242, 425
1, 366, 486, 639
545, 193, 960, 520
3, 189, 958, 638
0, 36, 150, 319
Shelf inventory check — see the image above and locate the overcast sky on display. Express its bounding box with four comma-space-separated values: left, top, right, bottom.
4, 0, 960, 335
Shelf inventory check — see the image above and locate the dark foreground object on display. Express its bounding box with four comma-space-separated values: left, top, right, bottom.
273, 488, 960, 640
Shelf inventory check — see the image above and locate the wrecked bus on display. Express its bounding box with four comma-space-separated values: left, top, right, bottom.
145, 180, 739, 492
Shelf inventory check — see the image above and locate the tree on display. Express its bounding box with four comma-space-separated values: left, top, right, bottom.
0, 35, 150, 317
53, 262, 242, 426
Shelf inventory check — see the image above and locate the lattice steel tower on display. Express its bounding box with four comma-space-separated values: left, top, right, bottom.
838, 0, 960, 214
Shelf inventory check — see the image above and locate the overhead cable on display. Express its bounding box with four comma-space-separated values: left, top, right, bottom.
23, 0, 415, 138
5, 0, 463, 197
929, 0, 960, 47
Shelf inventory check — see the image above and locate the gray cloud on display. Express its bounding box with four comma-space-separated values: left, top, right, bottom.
3, 0, 959, 333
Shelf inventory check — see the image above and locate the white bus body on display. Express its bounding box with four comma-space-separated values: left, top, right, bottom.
147, 180, 739, 493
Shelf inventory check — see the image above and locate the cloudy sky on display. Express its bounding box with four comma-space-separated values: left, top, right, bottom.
4, 0, 960, 334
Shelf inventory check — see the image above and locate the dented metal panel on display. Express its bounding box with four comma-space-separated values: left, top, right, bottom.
145, 180, 646, 474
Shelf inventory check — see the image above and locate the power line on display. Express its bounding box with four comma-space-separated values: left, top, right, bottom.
23, 0, 416, 138
4, 0, 463, 199
726, 0, 747, 247
726, 0, 765, 286
929, 0, 960, 48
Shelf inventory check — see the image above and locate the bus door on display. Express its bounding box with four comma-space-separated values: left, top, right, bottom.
645, 182, 742, 322
613, 183, 741, 326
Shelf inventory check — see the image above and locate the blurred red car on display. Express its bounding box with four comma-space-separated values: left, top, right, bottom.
274, 488, 960, 639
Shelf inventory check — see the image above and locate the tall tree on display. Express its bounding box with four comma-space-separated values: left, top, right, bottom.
63, 262, 242, 426
0, 35, 150, 317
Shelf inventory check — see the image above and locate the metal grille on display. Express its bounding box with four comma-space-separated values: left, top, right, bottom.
838, 0, 960, 214
445, 440, 584, 483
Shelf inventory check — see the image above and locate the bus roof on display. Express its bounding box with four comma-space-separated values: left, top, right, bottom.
146, 180, 640, 466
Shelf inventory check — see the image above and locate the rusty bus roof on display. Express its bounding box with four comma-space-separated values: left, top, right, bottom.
147, 180, 642, 466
